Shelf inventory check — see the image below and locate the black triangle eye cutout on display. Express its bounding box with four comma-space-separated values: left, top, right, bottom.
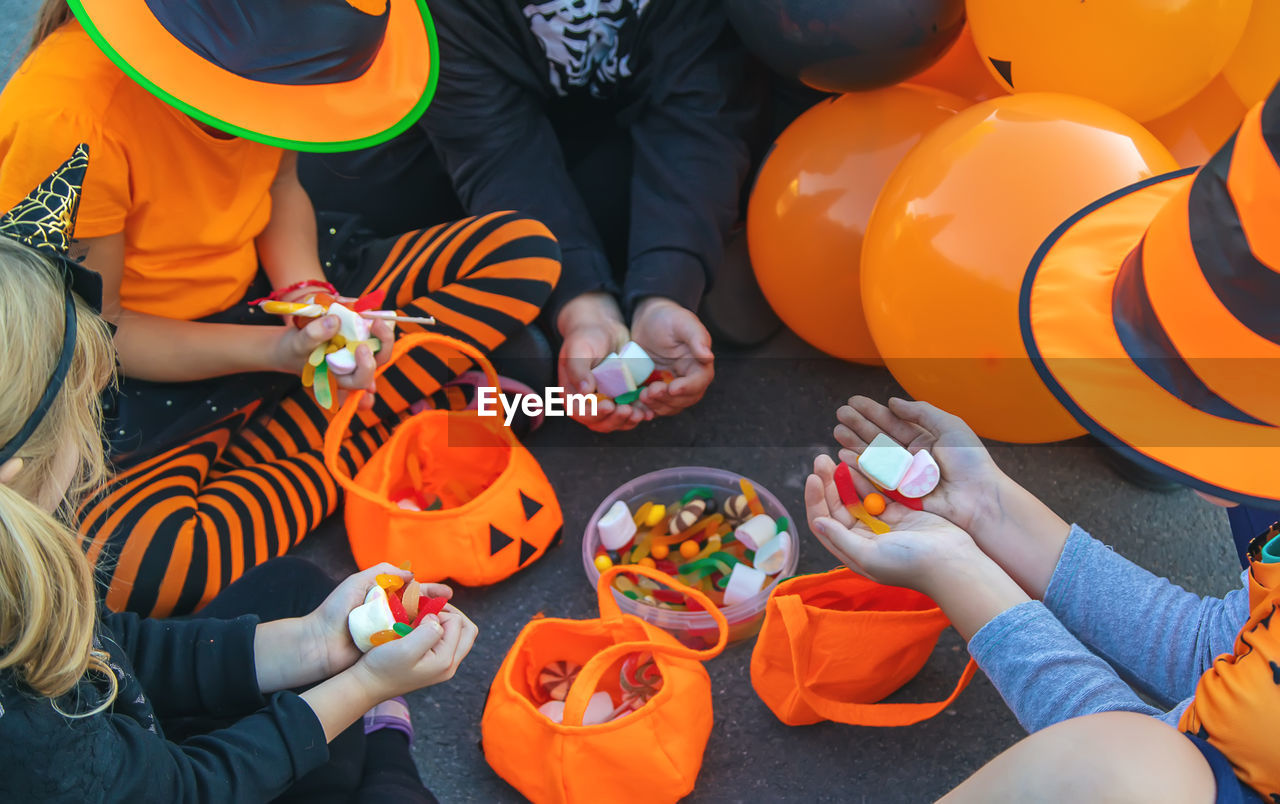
489, 524, 513, 556
989, 58, 1013, 87
520, 491, 542, 520
518, 538, 537, 567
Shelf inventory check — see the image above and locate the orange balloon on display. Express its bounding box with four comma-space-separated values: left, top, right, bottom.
1145, 74, 1249, 167
862, 93, 1179, 443
968, 0, 1252, 122
747, 86, 970, 364
1222, 0, 1280, 107
912, 25, 1007, 103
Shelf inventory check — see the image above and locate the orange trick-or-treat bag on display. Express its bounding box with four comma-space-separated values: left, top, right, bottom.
751, 567, 977, 726
482, 566, 729, 804
323, 332, 562, 586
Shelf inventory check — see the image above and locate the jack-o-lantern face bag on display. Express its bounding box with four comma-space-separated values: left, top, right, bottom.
323, 332, 562, 586
750, 567, 977, 727
481, 566, 729, 804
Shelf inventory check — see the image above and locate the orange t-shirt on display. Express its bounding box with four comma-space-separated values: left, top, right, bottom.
0, 22, 283, 320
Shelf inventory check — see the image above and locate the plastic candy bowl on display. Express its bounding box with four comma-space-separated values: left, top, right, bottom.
584, 467, 799, 647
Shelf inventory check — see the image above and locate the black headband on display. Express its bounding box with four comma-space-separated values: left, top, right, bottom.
0, 283, 78, 464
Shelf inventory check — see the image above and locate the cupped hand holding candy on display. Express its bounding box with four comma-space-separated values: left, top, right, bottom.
557, 292, 652, 432
272, 314, 395, 411
805, 454, 981, 593
834, 397, 1071, 599
629, 297, 714, 418
303, 563, 453, 678
352, 603, 479, 701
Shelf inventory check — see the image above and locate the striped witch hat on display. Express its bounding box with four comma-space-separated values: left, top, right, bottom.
1021, 85, 1280, 509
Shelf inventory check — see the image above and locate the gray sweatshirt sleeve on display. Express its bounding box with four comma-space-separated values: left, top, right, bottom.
1043, 525, 1249, 707
967, 600, 1187, 733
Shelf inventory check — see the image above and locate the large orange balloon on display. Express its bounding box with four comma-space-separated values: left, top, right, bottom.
862, 93, 1178, 443
748, 86, 970, 364
1145, 74, 1248, 168
1222, 0, 1280, 107
968, 0, 1252, 121
912, 24, 1007, 103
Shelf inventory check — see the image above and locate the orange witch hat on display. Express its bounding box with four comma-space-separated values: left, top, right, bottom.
67, 0, 437, 152
1021, 84, 1280, 509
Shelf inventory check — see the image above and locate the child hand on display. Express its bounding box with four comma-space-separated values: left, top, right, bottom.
556, 292, 649, 432
302, 563, 453, 678
352, 605, 479, 701
630, 297, 715, 418
273, 316, 395, 411
834, 397, 1003, 535
805, 453, 982, 592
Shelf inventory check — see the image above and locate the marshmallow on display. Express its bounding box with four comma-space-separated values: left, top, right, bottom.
590, 353, 636, 399
754, 531, 790, 575
898, 449, 941, 498
722, 563, 768, 606
538, 691, 616, 725
857, 433, 914, 490
326, 349, 357, 375
328, 302, 371, 342
348, 585, 397, 652
597, 500, 638, 551
734, 514, 776, 550
617, 341, 655, 386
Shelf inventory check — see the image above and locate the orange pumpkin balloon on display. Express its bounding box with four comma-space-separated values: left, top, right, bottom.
1145, 74, 1248, 168
912, 25, 1007, 103
862, 93, 1179, 443
747, 85, 969, 364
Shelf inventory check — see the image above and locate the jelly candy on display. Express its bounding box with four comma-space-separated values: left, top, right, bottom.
832, 462, 891, 535
738, 478, 766, 517
369, 629, 400, 646
650, 543, 670, 560
392, 622, 412, 637
679, 540, 699, 559
401, 579, 421, 620
643, 503, 666, 528
594, 553, 614, 572
862, 492, 887, 516
376, 573, 404, 592
386, 590, 411, 624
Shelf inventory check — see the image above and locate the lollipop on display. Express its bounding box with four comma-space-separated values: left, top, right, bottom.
537, 660, 582, 703
619, 652, 663, 710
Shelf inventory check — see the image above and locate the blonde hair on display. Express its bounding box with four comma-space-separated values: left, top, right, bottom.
29, 0, 74, 52
0, 238, 118, 715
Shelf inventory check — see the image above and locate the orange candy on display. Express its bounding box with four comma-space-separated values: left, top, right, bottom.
369, 629, 400, 646
638, 557, 657, 569
376, 573, 404, 592
650, 543, 670, 560
863, 493, 887, 516
679, 540, 699, 559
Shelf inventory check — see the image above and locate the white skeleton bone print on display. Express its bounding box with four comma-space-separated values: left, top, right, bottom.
522, 0, 650, 97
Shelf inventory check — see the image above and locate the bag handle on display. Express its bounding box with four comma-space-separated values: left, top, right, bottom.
560, 565, 730, 726
776, 593, 977, 726
321, 331, 503, 508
